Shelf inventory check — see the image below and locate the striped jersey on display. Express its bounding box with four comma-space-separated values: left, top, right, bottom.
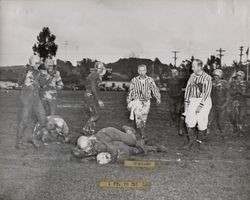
127, 75, 161, 102
184, 71, 212, 105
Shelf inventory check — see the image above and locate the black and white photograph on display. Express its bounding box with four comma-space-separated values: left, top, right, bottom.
0, 0, 250, 199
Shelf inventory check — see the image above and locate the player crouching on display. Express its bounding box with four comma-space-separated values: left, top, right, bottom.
32, 115, 70, 147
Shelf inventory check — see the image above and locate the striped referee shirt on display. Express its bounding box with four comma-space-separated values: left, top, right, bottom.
127, 75, 161, 102
184, 71, 212, 106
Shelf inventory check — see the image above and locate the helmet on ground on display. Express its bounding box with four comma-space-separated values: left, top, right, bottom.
77, 136, 92, 152
236, 71, 245, 79
96, 152, 112, 165
94, 61, 106, 76
29, 54, 41, 67
212, 69, 223, 78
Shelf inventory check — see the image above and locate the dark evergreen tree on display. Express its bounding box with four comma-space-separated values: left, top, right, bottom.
32, 27, 58, 61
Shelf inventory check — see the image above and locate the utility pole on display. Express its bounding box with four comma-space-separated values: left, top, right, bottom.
246, 47, 249, 81
216, 48, 226, 67
239, 46, 244, 64
191, 56, 194, 62
172, 51, 179, 67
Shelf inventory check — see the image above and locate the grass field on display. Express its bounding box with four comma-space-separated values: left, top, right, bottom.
0, 90, 250, 200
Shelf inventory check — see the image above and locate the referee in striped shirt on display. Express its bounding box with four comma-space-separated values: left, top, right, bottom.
183, 59, 212, 148
127, 64, 161, 141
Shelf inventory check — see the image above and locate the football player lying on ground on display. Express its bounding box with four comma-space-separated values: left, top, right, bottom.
71, 126, 167, 164
32, 115, 70, 147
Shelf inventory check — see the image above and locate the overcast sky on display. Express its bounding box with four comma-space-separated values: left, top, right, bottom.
0, 0, 249, 66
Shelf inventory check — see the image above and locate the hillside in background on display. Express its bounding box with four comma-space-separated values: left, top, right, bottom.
0, 57, 173, 86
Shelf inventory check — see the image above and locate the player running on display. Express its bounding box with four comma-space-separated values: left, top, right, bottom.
82, 61, 106, 135
127, 64, 161, 142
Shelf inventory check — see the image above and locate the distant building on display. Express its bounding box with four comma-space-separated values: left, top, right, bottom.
101, 81, 130, 87
99, 81, 130, 91
0, 81, 18, 90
